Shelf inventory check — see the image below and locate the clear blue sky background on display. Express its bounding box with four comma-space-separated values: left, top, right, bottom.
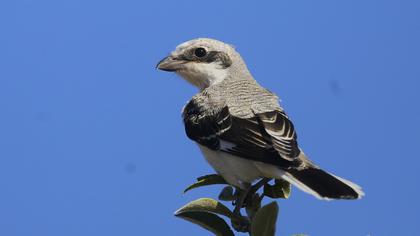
1, 0, 419, 235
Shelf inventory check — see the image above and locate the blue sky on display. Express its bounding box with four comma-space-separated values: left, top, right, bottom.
1, 0, 419, 235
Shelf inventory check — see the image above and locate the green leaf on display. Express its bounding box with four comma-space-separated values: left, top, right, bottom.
174, 198, 233, 218
176, 211, 234, 236
184, 174, 228, 194
263, 179, 291, 199
251, 201, 279, 236
218, 186, 235, 201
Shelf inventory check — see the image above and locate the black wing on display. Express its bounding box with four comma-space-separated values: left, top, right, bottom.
183, 101, 302, 168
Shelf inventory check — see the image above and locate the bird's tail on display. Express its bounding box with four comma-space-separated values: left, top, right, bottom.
281, 167, 364, 200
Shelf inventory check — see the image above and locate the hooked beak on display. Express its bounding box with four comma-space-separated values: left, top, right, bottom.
156, 55, 186, 72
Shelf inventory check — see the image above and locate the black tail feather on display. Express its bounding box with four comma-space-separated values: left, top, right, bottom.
286, 168, 363, 199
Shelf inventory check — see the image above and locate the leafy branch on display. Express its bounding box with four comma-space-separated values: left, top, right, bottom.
175, 174, 300, 236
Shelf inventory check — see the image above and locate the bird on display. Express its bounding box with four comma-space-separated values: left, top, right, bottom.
157, 38, 364, 202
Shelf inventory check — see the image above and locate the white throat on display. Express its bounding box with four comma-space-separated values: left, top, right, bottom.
177, 63, 228, 90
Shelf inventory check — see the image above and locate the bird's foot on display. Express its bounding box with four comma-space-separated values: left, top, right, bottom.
231, 214, 250, 232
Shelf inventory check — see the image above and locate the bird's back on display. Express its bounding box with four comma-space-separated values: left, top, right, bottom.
195, 78, 282, 118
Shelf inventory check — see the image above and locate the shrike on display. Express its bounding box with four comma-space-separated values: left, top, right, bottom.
157, 38, 364, 200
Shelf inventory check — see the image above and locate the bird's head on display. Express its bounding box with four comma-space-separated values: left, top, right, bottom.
157, 38, 251, 90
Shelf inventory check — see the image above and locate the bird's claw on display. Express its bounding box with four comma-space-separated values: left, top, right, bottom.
231, 214, 250, 232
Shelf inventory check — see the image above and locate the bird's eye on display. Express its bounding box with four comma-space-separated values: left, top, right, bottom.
194, 47, 207, 58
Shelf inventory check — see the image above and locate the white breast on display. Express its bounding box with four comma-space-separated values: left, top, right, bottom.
198, 144, 287, 189
198, 145, 260, 189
